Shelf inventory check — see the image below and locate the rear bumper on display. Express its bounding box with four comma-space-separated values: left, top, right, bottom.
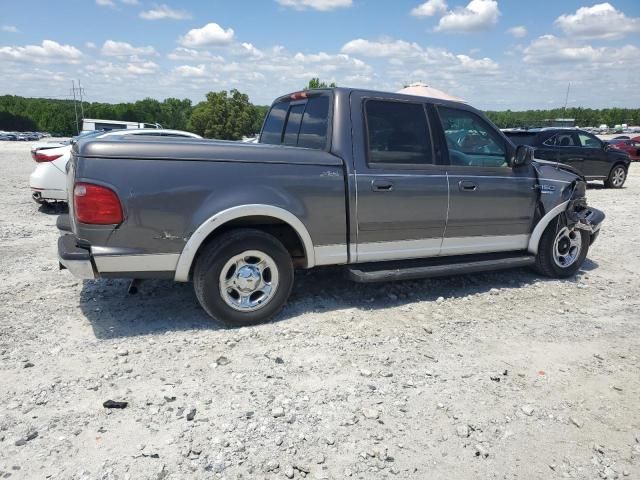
58, 234, 95, 279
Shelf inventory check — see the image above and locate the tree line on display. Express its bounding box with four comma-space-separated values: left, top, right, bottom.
0, 91, 268, 139
2, 83, 639, 138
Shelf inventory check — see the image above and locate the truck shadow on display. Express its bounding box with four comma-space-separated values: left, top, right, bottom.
79, 262, 597, 339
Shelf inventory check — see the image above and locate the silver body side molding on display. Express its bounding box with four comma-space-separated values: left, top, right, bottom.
93, 253, 180, 273
527, 200, 570, 255
314, 244, 348, 265
174, 204, 316, 282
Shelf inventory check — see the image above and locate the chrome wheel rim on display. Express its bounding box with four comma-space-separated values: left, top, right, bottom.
552, 227, 582, 268
219, 250, 279, 312
612, 167, 625, 187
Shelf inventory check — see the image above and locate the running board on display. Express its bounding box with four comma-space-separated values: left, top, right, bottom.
348, 252, 536, 283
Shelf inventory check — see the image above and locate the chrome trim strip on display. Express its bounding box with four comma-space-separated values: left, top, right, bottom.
94, 253, 180, 273
441, 234, 529, 256
357, 238, 442, 262
527, 200, 570, 255
314, 244, 348, 265
174, 205, 316, 282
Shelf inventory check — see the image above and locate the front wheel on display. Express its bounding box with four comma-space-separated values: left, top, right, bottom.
534, 216, 590, 278
604, 164, 627, 188
193, 229, 294, 327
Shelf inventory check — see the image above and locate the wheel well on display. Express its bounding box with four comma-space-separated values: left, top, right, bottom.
189, 216, 307, 279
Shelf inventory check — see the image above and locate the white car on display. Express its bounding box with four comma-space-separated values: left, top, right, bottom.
29, 129, 202, 204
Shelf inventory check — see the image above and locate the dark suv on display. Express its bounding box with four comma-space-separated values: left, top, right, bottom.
504, 128, 630, 188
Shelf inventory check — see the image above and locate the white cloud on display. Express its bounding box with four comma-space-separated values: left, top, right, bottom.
96, 0, 115, 7
101, 40, 157, 56
436, 0, 500, 32
173, 64, 208, 77
140, 4, 192, 20
507, 25, 527, 38
179, 23, 235, 47
411, 0, 447, 17
0, 40, 83, 64
126, 61, 159, 74
1, 25, 19, 33
167, 47, 224, 62
342, 38, 423, 57
276, 0, 352, 10
522, 34, 640, 65
121, 0, 139, 4
554, 3, 640, 40
85, 41, 97, 49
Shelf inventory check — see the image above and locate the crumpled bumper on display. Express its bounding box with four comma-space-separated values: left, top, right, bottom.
58, 234, 96, 279
569, 206, 605, 244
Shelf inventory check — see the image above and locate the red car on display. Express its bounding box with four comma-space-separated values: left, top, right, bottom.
608, 138, 640, 161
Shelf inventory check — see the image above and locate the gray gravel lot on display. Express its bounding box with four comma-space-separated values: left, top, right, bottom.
1, 140, 639, 479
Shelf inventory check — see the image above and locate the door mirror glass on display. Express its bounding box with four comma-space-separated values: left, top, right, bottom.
513, 145, 533, 167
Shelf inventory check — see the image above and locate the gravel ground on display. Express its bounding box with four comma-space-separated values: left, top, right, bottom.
1, 140, 639, 480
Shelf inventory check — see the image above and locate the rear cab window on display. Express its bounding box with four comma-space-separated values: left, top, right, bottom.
260, 92, 331, 150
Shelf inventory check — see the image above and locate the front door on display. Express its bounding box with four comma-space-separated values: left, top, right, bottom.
576, 131, 609, 178
351, 93, 448, 262
435, 105, 537, 256
536, 132, 585, 174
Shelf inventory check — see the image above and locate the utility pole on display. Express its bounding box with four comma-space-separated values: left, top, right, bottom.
563, 82, 571, 112
77, 79, 86, 121
71, 80, 79, 135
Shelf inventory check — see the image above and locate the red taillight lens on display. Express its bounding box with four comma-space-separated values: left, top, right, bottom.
32, 151, 63, 162
73, 183, 123, 225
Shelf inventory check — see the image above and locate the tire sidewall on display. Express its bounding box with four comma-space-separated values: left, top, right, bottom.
195, 232, 294, 327
537, 218, 590, 278
608, 165, 627, 188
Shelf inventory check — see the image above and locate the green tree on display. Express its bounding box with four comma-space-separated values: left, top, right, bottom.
187, 89, 260, 140
305, 78, 337, 90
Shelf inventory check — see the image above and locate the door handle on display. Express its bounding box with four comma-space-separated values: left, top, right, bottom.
371, 179, 393, 192
459, 180, 478, 192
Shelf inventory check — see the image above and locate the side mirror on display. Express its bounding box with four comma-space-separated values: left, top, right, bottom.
512, 145, 533, 167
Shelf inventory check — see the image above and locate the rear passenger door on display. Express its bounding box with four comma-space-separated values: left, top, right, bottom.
351, 93, 448, 262
436, 105, 537, 255
543, 132, 585, 173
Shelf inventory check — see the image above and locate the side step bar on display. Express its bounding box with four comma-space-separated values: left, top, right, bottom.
348, 253, 536, 283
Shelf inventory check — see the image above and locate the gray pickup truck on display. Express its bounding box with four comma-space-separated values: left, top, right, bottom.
58, 87, 605, 326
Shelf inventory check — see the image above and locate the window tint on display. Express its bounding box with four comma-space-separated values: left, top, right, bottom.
438, 107, 507, 167
544, 132, 577, 147
577, 132, 601, 148
365, 100, 432, 166
260, 95, 330, 149
283, 104, 305, 146
260, 102, 288, 145
298, 95, 330, 149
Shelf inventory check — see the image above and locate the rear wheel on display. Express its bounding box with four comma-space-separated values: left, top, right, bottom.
534, 216, 589, 278
604, 164, 627, 188
193, 229, 294, 327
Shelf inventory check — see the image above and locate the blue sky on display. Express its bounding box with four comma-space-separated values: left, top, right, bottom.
1, 0, 639, 109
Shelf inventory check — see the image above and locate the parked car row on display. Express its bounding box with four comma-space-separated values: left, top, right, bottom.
55, 87, 605, 326
0, 131, 50, 141
29, 129, 202, 204
503, 127, 632, 188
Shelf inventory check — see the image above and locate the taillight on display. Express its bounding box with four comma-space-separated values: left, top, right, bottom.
73, 183, 123, 225
32, 151, 63, 162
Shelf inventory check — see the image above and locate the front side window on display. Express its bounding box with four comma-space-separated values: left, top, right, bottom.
365, 100, 433, 166
438, 106, 507, 167
577, 132, 602, 148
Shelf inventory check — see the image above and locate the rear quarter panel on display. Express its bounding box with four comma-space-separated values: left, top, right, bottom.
73, 157, 346, 255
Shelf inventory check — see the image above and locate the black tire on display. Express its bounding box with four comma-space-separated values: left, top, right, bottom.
193, 228, 294, 327
534, 215, 589, 278
604, 164, 627, 188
